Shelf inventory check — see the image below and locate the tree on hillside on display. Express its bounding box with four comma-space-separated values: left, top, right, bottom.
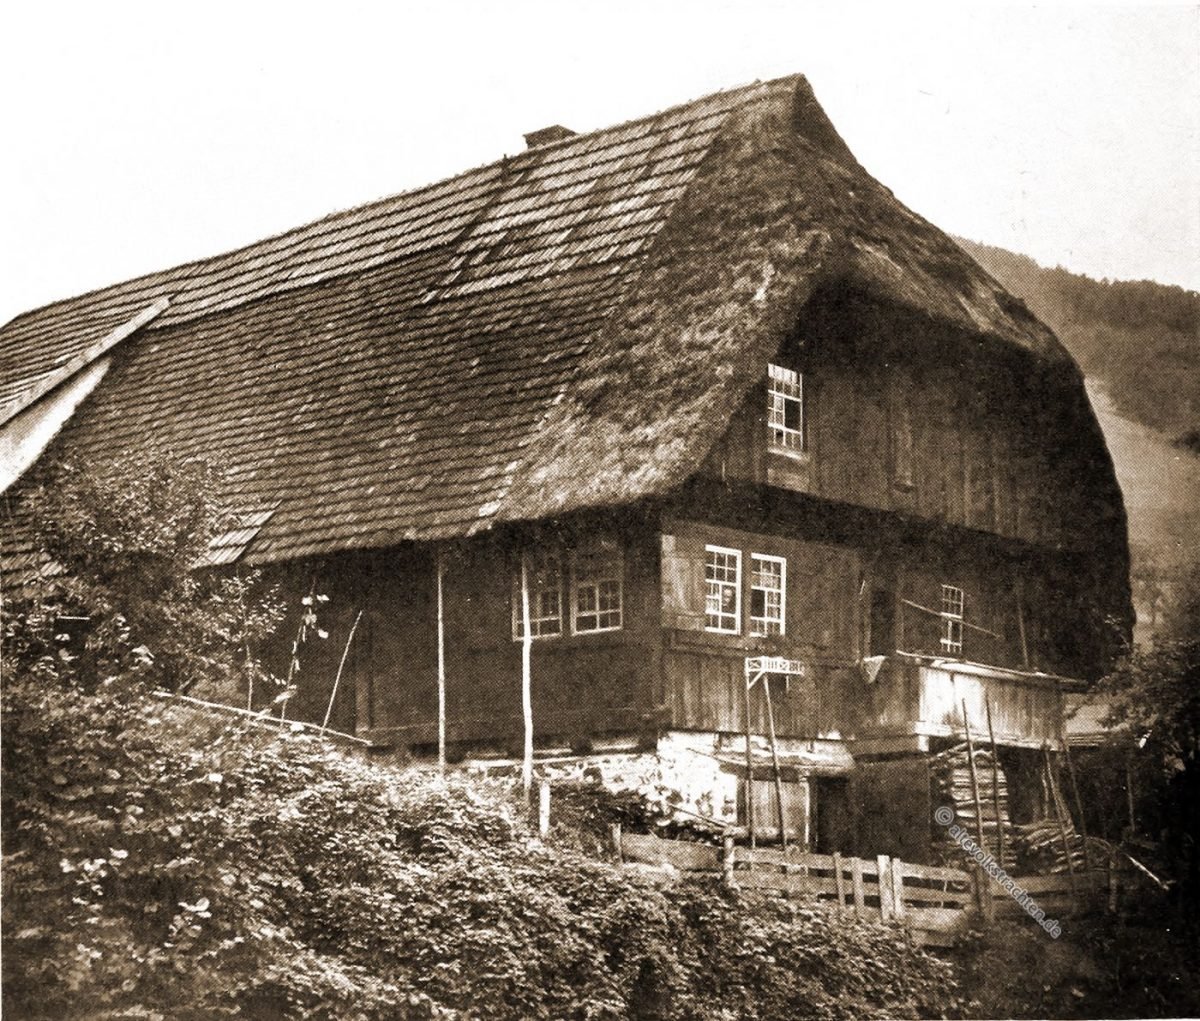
1097, 563, 1200, 907
3, 451, 283, 700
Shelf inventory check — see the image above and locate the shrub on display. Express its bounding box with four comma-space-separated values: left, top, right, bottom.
2, 677, 962, 1020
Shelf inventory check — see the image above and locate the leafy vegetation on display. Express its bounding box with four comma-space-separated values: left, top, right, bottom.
1, 676, 966, 1020
1096, 562, 1200, 905
955, 238, 1200, 446
10, 451, 283, 700
2, 451, 962, 1019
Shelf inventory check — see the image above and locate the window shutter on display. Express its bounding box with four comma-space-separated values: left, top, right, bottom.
660, 533, 705, 631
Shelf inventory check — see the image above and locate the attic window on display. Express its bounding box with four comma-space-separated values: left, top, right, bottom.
939, 585, 965, 655
768, 363, 805, 452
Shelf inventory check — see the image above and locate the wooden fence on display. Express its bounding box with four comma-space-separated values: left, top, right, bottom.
614, 829, 1129, 947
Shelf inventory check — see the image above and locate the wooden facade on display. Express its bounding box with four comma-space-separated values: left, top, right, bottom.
265, 284, 1114, 762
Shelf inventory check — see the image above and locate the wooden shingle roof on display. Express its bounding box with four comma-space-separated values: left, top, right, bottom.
1, 75, 1088, 564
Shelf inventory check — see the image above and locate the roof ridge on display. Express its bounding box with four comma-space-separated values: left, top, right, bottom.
3, 74, 797, 330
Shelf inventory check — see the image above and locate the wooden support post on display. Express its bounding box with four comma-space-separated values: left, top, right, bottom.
1058, 711, 1092, 873
436, 548, 447, 778
891, 857, 906, 920
985, 699, 1005, 866
962, 699, 986, 851
1043, 743, 1079, 903
1014, 575, 1031, 669
537, 779, 550, 839
832, 852, 847, 914
723, 833, 736, 889
520, 555, 534, 799
851, 857, 866, 918
877, 855, 893, 923
977, 865, 995, 923
1107, 852, 1118, 913
762, 675, 788, 850
743, 664, 757, 851
611, 822, 623, 862
1125, 756, 1137, 837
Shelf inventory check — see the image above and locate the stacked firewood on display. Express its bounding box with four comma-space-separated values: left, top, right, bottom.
930, 743, 1019, 872
1011, 817, 1089, 874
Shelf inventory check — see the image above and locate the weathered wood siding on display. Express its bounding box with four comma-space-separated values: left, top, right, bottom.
266, 522, 663, 749
857, 658, 1063, 750
659, 516, 863, 739
701, 289, 1095, 553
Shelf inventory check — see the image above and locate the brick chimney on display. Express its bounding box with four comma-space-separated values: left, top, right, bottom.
523, 125, 576, 148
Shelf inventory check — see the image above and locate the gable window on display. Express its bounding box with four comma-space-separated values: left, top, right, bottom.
750, 554, 786, 636
940, 584, 964, 655
768, 363, 805, 452
513, 551, 563, 639
704, 545, 741, 633
572, 544, 623, 633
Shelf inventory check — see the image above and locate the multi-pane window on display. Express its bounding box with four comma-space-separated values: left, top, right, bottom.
513, 551, 563, 639
768, 363, 805, 451
572, 546, 623, 633
749, 554, 786, 636
705, 545, 741, 633
940, 584, 965, 655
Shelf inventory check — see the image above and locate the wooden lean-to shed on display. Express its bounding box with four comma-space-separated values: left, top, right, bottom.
0, 75, 1131, 850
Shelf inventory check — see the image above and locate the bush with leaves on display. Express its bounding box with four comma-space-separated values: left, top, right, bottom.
2, 674, 964, 1021
6, 451, 283, 699
1096, 562, 1200, 908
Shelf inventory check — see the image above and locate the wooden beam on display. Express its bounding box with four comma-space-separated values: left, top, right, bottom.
744, 664, 757, 850
520, 555, 534, 798
985, 699, 1006, 866
962, 699, 986, 850
762, 675, 788, 850
436, 547, 447, 778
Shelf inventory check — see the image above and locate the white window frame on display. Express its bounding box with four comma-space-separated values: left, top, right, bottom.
512, 551, 563, 640
749, 553, 787, 637
939, 584, 964, 655
768, 363, 805, 452
705, 545, 742, 634
571, 544, 624, 634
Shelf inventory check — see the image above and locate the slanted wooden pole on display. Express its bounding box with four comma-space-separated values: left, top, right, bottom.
743, 663, 757, 850
322, 609, 363, 734
985, 699, 1005, 867
520, 555, 534, 799
436, 548, 447, 778
1043, 742, 1079, 901
761, 675, 789, 850
1058, 710, 1093, 873
962, 699, 986, 851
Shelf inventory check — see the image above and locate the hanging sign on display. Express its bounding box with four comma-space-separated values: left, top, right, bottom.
745, 656, 806, 676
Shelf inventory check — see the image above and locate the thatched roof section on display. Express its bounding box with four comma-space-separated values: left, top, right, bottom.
1, 75, 1098, 565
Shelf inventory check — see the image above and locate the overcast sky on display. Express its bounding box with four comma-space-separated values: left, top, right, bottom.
2, 2, 1197, 327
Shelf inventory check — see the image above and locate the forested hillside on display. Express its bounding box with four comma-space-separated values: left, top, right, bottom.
955, 238, 1200, 450
956, 238, 1200, 643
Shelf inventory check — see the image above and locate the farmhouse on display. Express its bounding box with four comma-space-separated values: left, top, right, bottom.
0, 75, 1130, 858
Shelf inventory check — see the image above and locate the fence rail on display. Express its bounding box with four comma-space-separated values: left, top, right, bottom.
614, 828, 1130, 947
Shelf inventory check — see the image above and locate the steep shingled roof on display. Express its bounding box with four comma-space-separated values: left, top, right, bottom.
1, 75, 1088, 565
